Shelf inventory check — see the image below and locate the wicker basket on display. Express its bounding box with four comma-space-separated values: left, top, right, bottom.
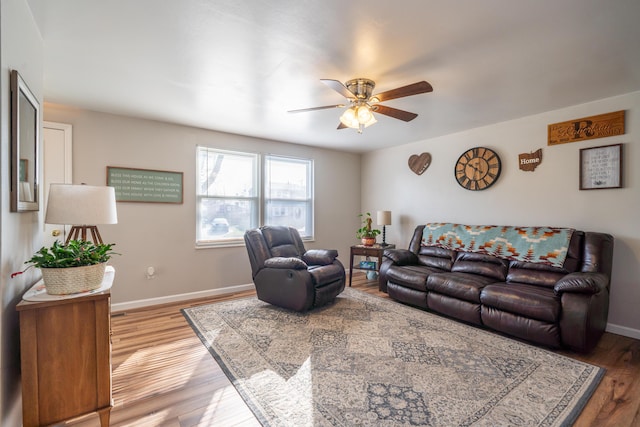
41, 263, 107, 295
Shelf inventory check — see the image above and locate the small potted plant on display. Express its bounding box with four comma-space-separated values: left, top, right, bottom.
356, 212, 381, 246
13, 240, 117, 295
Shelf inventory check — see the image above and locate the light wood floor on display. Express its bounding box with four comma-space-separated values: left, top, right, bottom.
63, 273, 640, 427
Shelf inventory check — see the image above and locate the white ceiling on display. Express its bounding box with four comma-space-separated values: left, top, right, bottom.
27, 0, 640, 153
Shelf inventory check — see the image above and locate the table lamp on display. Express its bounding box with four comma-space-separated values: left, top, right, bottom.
45, 184, 118, 245
377, 210, 392, 247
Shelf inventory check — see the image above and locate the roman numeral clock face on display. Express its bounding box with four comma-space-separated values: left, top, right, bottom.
455, 147, 502, 191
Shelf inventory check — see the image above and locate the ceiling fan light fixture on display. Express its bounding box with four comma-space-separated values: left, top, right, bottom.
357, 105, 373, 123
363, 113, 377, 128
340, 104, 377, 131
339, 107, 359, 129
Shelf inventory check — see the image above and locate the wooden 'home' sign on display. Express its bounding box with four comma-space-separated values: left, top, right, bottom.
518, 149, 542, 172
547, 110, 625, 146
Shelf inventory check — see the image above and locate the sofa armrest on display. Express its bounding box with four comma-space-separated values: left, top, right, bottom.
303, 249, 338, 266
383, 249, 418, 266
554, 272, 608, 295
264, 257, 308, 270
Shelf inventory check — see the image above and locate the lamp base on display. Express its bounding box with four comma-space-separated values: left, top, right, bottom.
380, 225, 389, 247
66, 226, 104, 245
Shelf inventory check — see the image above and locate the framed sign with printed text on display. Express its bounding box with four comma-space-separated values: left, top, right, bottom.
579, 143, 622, 190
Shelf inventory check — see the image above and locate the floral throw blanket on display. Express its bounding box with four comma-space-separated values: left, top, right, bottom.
421, 223, 575, 268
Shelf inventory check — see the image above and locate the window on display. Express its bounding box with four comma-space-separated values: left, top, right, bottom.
196, 147, 313, 246
264, 155, 313, 238
196, 148, 259, 244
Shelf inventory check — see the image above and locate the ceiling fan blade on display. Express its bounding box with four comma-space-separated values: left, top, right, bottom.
370, 81, 433, 103
372, 105, 418, 122
321, 79, 357, 100
337, 122, 348, 130
288, 104, 345, 113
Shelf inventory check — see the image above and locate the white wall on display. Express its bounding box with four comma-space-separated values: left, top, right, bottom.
0, 0, 43, 424
43, 105, 361, 306
362, 91, 640, 337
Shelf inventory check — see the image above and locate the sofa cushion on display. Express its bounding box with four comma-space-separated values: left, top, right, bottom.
387, 282, 428, 308
384, 249, 418, 265
505, 231, 584, 287
451, 252, 509, 281
426, 272, 496, 303
386, 265, 440, 292
428, 292, 482, 325
481, 306, 561, 348
416, 245, 456, 270
563, 230, 584, 272
506, 262, 567, 288
480, 283, 560, 323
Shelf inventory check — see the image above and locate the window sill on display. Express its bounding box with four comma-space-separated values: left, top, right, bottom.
195, 236, 314, 249
195, 240, 246, 249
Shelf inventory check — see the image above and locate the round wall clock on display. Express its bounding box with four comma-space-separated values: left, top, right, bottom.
454, 147, 502, 191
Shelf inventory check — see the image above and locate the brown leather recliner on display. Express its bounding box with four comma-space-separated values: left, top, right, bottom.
244, 226, 345, 311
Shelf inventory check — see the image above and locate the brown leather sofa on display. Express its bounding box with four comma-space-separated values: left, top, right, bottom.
379, 224, 614, 353
244, 226, 346, 311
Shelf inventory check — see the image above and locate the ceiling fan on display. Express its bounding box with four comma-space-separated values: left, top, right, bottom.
288, 78, 433, 133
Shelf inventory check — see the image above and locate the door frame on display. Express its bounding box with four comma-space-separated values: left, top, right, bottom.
42, 121, 73, 241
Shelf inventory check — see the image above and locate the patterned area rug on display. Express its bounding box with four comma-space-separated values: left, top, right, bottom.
182, 288, 603, 426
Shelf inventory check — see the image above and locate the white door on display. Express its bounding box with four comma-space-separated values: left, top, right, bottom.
43, 121, 73, 247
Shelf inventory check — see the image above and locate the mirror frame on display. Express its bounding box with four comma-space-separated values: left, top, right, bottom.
10, 69, 40, 212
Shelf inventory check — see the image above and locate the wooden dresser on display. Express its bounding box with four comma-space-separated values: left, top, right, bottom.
17, 272, 113, 427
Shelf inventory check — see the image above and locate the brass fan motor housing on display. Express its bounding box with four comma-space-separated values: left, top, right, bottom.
345, 78, 375, 100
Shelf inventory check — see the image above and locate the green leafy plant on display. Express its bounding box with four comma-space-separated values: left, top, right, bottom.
24, 240, 117, 269
356, 212, 381, 239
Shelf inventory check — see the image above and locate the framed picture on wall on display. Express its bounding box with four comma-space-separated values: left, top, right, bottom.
10, 69, 40, 212
579, 143, 622, 190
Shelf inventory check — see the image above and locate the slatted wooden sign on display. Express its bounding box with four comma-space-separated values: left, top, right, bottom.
548, 110, 625, 146
107, 166, 183, 203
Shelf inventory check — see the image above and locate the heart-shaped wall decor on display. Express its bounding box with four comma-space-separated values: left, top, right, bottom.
408, 153, 432, 175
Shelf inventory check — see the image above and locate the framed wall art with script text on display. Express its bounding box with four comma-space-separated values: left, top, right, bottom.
579, 143, 622, 190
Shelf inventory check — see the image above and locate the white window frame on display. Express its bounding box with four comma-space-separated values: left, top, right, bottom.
196, 147, 259, 247
196, 147, 314, 247
264, 154, 314, 240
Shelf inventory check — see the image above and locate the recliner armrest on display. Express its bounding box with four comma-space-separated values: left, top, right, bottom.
264, 257, 308, 270
383, 249, 418, 266
554, 272, 608, 295
303, 249, 338, 266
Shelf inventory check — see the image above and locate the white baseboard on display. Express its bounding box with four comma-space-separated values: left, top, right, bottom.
605, 323, 640, 340
111, 283, 255, 313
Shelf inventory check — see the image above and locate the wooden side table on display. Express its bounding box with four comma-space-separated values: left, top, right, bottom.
17, 269, 114, 427
349, 244, 395, 286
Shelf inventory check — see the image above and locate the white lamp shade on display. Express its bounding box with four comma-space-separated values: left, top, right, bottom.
377, 210, 392, 226
45, 184, 118, 225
